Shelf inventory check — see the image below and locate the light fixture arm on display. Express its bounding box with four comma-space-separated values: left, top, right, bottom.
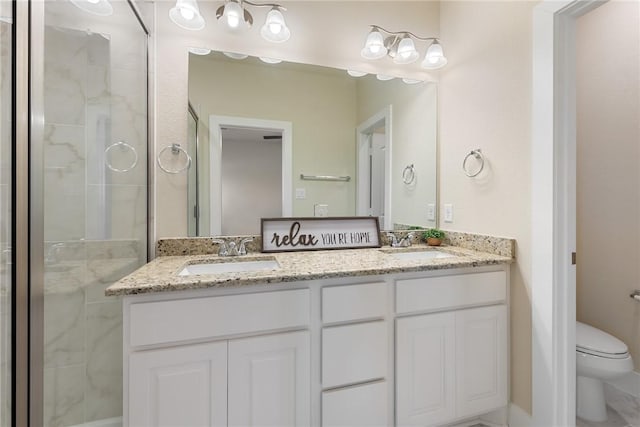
369, 25, 438, 42
240, 0, 286, 11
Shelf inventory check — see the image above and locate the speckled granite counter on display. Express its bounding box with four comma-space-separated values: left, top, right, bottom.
106, 243, 513, 296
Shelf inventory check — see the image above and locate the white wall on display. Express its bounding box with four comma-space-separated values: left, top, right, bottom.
576, 0, 640, 371
439, 1, 536, 414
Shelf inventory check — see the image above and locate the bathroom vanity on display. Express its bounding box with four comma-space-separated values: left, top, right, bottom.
108, 237, 513, 427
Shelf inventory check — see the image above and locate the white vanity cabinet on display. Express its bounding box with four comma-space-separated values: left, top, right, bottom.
122, 265, 509, 427
124, 289, 311, 427
395, 271, 508, 426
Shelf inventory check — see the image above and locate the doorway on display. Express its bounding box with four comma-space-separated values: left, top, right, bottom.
531, 1, 626, 425
209, 116, 292, 235
356, 106, 392, 230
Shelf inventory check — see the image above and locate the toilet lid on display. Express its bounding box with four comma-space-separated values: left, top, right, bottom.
576, 321, 628, 356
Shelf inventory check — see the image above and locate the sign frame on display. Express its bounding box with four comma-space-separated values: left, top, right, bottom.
261, 217, 381, 253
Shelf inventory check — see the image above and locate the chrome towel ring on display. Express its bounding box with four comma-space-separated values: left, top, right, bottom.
105, 141, 138, 173
462, 149, 484, 177
157, 143, 192, 174
402, 164, 416, 184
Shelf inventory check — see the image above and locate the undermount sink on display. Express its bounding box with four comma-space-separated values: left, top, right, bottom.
178, 259, 280, 276
384, 249, 457, 262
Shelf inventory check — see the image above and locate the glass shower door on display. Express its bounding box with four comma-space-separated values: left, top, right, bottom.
38, 1, 148, 426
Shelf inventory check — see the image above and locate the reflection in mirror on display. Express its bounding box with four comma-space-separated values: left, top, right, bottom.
188, 51, 437, 236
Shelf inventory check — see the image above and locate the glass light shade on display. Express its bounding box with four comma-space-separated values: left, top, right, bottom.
69, 0, 113, 16
261, 8, 290, 43
421, 40, 448, 70
169, 0, 205, 30
223, 51, 249, 60
394, 36, 419, 64
361, 29, 387, 60
259, 57, 282, 64
221, 1, 248, 31
347, 70, 367, 77
376, 74, 394, 81
188, 47, 211, 55
402, 78, 422, 84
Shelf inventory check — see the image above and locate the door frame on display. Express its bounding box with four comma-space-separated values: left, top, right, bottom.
209, 115, 293, 236
356, 106, 392, 230
531, 1, 606, 425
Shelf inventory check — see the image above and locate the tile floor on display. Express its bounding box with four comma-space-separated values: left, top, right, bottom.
576, 384, 640, 427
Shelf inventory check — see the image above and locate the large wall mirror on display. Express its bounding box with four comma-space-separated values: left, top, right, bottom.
187, 51, 437, 236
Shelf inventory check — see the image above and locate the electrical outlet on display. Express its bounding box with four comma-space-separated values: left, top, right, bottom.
295, 188, 306, 199
314, 204, 329, 217
427, 203, 436, 221
444, 204, 454, 223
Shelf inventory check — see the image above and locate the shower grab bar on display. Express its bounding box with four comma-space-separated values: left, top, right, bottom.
105, 141, 138, 173
157, 143, 192, 174
630, 290, 640, 301
300, 174, 351, 182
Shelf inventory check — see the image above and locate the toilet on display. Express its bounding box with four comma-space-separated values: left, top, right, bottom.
576, 321, 633, 422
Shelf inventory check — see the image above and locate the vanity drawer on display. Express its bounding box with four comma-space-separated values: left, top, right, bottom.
322, 321, 387, 388
322, 282, 387, 323
396, 271, 506, 314
322, 381, 388, 427
129, 289, 310, 347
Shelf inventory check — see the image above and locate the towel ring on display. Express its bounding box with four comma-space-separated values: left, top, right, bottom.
462, 149, 484, 177
157, 143, 192, 174
105, 141, 138, 173
402, 164, 416, 185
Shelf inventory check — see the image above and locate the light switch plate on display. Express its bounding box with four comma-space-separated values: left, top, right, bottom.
295, 188, 306, 199
444, 204, 454, 223
427, 203, 436, 221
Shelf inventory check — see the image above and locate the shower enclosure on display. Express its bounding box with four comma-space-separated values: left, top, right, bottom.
24, 1, 149, 425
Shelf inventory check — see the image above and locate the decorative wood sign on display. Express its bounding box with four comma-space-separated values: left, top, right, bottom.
261, 217, 381, 253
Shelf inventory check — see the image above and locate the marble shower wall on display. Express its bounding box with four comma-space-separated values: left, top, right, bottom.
43, 24, 146, 427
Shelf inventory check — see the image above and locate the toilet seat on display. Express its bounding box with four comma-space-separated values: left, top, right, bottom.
577, 321, 629, 359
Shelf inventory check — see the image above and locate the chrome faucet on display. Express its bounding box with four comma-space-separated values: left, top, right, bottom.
212, 237, 254, 256
386, 232, 414, 248
212, 239, 229, 256
397, 232, 415, 247
238, 237, 253, 256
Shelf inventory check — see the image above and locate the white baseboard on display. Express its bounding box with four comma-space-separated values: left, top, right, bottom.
508, 403, 532, 427
606, 370, 640, 399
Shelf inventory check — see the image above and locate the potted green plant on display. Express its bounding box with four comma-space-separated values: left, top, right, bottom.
422, 228, 445, 246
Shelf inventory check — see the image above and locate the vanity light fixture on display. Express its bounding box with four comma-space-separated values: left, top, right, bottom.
361, 25, 447, 70
69, 0, 113, 16
169, 0, 206, 30
168, 0, 291, 41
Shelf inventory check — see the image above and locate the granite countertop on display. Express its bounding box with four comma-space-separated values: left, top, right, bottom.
106, 244, 513, 296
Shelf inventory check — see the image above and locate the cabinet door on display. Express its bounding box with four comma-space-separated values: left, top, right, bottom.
456, 305, 508, 417
396, 312, 456, 426
228, 331, 311, 427
128, 341, 228, 427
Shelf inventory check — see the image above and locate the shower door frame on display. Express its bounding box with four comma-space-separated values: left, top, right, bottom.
21, 1, 152, 425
